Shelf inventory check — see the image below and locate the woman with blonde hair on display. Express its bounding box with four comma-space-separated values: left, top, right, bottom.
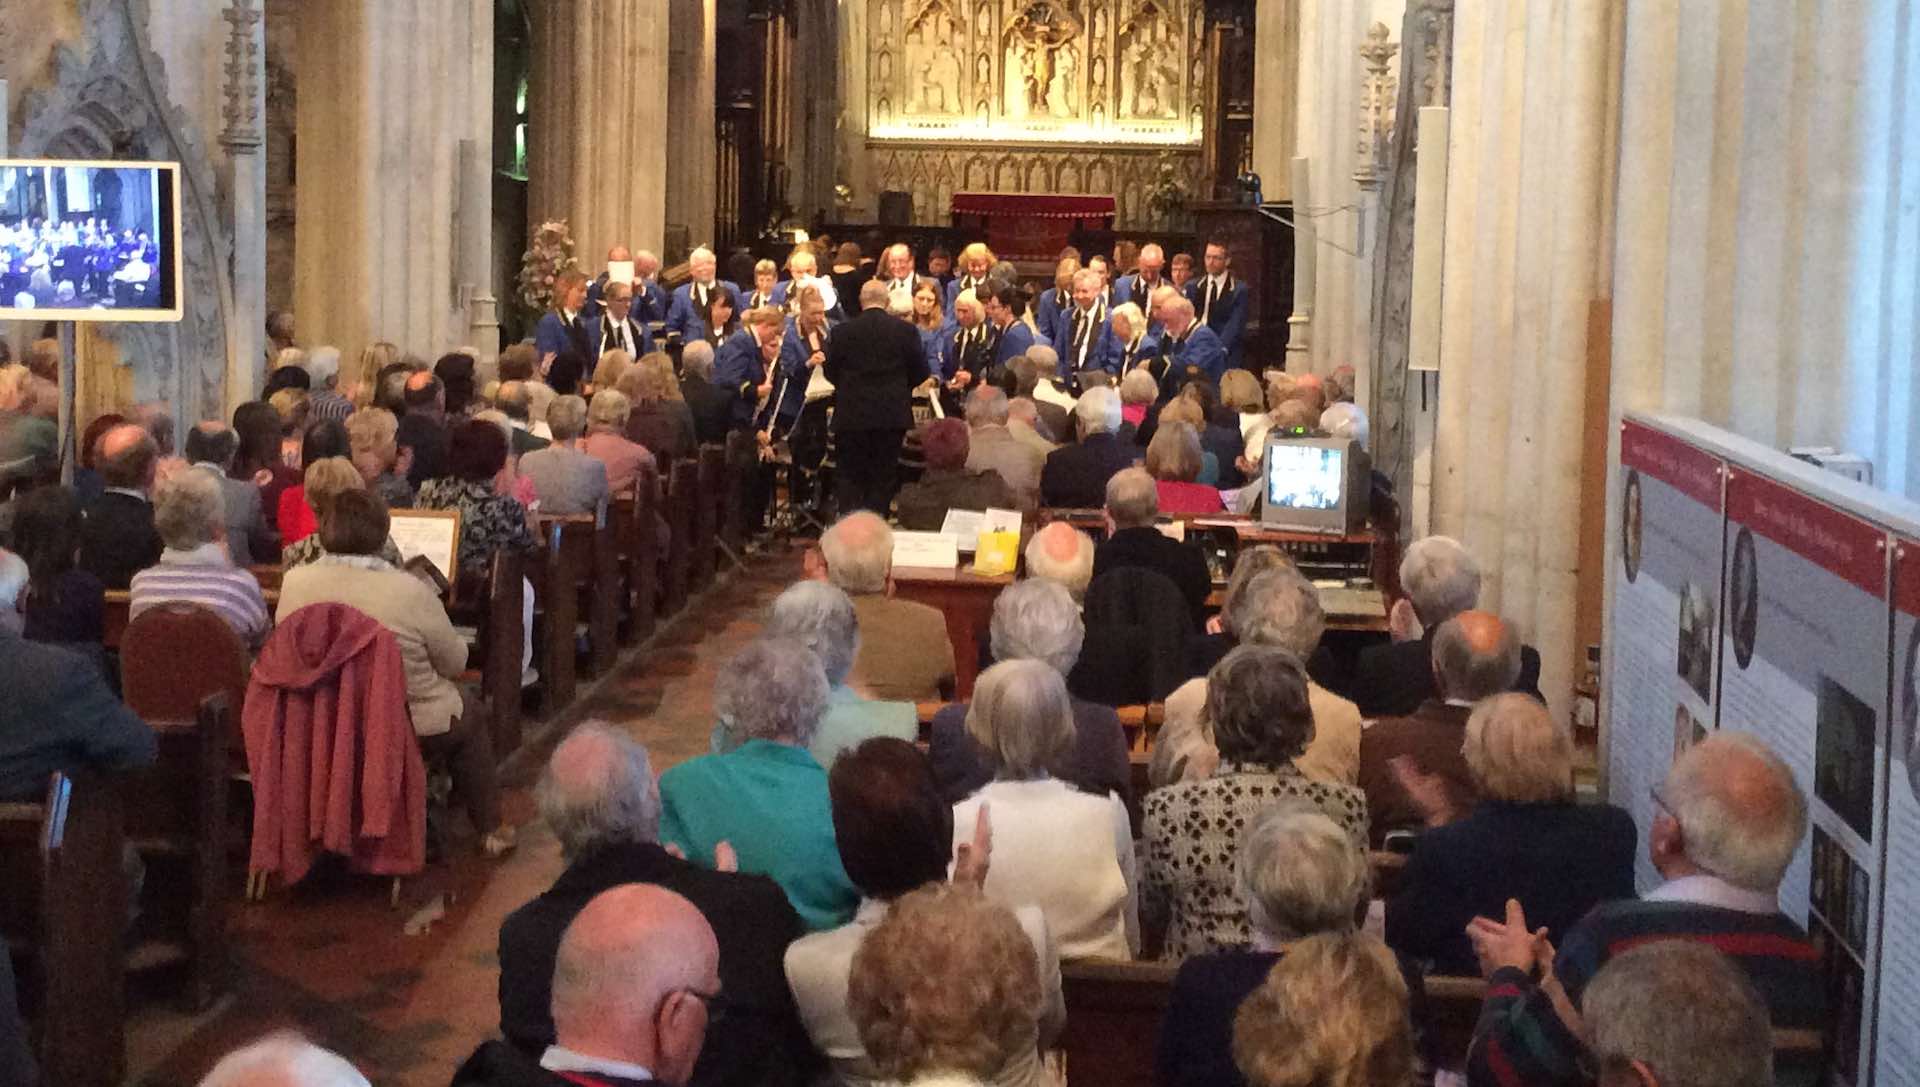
343, 406, 414, 508
588, 347, 632, 398
350, 340, 400, 406
1157, 397, 1222, 485
1232, 931, 1415, 1087
1219, 369, 1266, 435
619, 351, 696, 461
280, 455, 404, 568
269, 387, 309, 468
945, 242, 997, 314
1146, 420, 1225, 514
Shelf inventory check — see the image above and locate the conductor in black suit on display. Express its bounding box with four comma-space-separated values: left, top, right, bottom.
824, 280, 932, 514
78, 423, 164, 589
1347, 535, 1544, 717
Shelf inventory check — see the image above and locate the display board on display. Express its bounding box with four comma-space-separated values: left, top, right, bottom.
1606, 412, 1920, 1086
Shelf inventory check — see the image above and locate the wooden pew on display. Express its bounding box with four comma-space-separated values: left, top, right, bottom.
538, 512, 621, 684
534, 516, 590, 714
454, 549, 526, 757
0, 774, 128, 1087
665, 459, 697, 614
1059, 958, 1177, 1087
122, 693, 231, 1011
691, 446, 724, 590
1420, 974, 1488, 1075
610, 469, 661, 645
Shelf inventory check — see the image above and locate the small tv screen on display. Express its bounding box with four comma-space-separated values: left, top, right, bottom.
0, 159, 182, 322
1267, 443, 1346, 511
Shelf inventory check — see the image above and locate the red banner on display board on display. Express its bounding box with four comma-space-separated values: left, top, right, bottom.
1897, 537, 1920, 619
1621, 420, 1724, 510
1725, 467, 1886, 596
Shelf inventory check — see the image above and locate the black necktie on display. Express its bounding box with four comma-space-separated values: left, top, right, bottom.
695, 283, 708, 310
1203, 278, 1218, 324
607, 320, 624, 352
1072, 310, 1088, 352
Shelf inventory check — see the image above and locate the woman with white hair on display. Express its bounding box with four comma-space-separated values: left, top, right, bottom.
952, 659, 1138, 960
129, 468, 271, 648
1157, 804, 1378, 1087
713, 580, 917, 766
578, 388, 655, 492
659, 637, 861, 931
1143, 645, 1367, 959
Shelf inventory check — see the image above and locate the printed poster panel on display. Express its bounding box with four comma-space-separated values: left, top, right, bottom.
1719, 467, 1888, 1087
1607, 421, 1727, 893
1874, 537, 1920, 1087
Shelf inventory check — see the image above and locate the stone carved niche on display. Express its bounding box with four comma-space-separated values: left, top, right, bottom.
872, 141, 1200, 228
14, 0, 234, 431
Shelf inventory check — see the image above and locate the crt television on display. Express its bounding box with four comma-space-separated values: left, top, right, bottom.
0, 159, 183, 322
1260, 434, 1368, 535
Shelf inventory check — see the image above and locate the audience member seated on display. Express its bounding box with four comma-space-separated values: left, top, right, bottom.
78, 422, 163, 588
1144, 646, 1367, 958
674, 343, 732, 449
963, 386, 1043, 510
1358, 610, 1520, 844
197, 1032, 370, 1087
1348, 535, 1543, 717
1180, 382, 1246, 487
622, 351, 700, 460
281, 457, 405, 568
11, 487, 104, 651
1466, 732, 1825, 1087
234, 399, 303, 515
952, 659, 1137, 959
1118, 368, 1158, 436
277, 492, 512, 854
129, 468, 271, 649
270, 388, 310, 468
495, 381, 555, 455
1154, 397, 1222, 486
1146, 420, 1225, 513
660, 638, 860, 931
1153, 568, 1364, 786
817, 512, 956, 701
69, 411, 125, 506
929, 578, 1129, 807
417, 419, 540, 581
1581, 942, 1775, 1087
1005, 398, 1058, 457
455, 885, 721, 1087
712, 581, 915, 765
1023, 520, 1095, 601
786, 738, 1063, 1087
498, 723, 812, 1086
519, 395, 610, 518
1039, 386, 1137, 508
1231, 932, 1414, 1087
1157, 805, 1372, 1087
894, 418, 1016, 531
396, 372, 454, 488
0, 549, 156, 799
579, 390, 655, 491
1093, 467, 1211, 628
846, 882, 1053, 1087
185, 421, 274, 565
344, 407, 415, 508
276, 420, 352, 546
1188, 546, 1333, 684
1385, 693, 1634, 975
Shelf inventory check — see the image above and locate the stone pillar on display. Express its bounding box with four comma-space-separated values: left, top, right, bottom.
293, 0, 491, 360
836, 0, 871, 219
461, 0, 499, 358
665, 0, 716, 260
528, 0, 670, 267
1250, 0, 1299, 200
221, 0, 267, 413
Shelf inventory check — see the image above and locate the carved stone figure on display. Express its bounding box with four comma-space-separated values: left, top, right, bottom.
1048, 43, 1077, 117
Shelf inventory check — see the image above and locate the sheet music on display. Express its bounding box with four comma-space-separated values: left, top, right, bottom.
388, 510, 460, 588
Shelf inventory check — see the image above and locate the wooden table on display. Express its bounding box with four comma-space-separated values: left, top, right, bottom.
890, 565, 1015, 700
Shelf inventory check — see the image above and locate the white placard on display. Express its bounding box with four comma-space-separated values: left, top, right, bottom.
1153, 519, 1187, 543
939, 509, 985, 552
982, 508, 1023, 537
388, 509, 461, 588
606, 260, 635, 286
892, 530, 959, 571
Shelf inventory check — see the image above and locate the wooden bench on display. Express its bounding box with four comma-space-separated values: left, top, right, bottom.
451, 550, 526, 757
664, 459, 697, 615
122, 693, 231, 1011
1420, 974, 1487, 1074
0, 774, 128, 1087
1059, 958, 1178, 1087
691, 445, 724, 590
610, 468, 662, 645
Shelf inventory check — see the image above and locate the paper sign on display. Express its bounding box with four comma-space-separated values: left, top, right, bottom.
606, 260, 635, 285
940, 509, 986, 552
982, 508, 1023, 537
389, 509, 461, 591
892, 530, 959, 571
1154, 519, 1187, 543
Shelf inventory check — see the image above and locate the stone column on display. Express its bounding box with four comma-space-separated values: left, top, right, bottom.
528, 0, 670, 268
665, 0, 716, 260
461, 0, 499, 358
836, 0, 871, 219
1249, 0, 1299, 199
221, 0, 267, 413
293, 0, 492, 359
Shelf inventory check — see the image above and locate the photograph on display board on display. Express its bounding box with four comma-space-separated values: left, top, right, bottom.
1875, 541, 1920, 1087
1729, 526, 1759, 669
1621, 469, 1643, 582
1902, 620, 1920, 802
1815, 676, 1877, 844
1676, 581, 1716, 704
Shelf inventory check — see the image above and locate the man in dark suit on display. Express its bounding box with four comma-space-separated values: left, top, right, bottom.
825, 281, 932, 514
590, 280, 654, 360
1114, 242, 1169, 315
0, 551, 156, 799
678, 342, 736, 447
1091, 467, 1213, 629
396, 372, 452, 487
1039, 386, 1138, 508
77, 423, 163, 589
495, 725, 814, 1087
184, 421, 275, 566
666, 246, 746, 344
1187, 240, 1250, 372
1358, 610, 1519, 845
1348, 535, 1544, 717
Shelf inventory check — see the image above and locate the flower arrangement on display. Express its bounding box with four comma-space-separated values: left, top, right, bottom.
518, 219, 581, 313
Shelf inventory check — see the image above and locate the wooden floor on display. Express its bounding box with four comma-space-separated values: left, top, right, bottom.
125, 546, 805, 1087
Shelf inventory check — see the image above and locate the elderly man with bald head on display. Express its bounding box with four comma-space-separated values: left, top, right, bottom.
1466, 730, 1825, 1087
815, 511, 955, 701
461, 884, 726, 1087
495, 723, 813, 1087
77, 422, 164, 588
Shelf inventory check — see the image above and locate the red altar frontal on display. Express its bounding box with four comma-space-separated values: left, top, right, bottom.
950, 192, 1116, 262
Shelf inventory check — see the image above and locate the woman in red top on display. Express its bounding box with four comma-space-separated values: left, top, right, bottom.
1146, 420, 1225, 515
275, 420, 352, 545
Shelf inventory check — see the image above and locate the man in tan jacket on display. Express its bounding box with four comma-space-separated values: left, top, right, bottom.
814, 511, 956, 701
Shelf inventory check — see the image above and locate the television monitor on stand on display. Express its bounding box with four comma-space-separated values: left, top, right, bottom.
0, 159, 183, 323
1258, 433, 1368, 535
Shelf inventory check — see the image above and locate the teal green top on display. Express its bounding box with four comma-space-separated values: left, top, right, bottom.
658, 738, 859, 931
709, 685, 919, 768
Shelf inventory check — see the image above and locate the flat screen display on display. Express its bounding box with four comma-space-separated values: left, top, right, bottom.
1267, 443, 1346, 511
0, 159, 182, 322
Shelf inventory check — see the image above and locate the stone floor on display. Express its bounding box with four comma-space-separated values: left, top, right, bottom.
127, 546, 804, 1087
